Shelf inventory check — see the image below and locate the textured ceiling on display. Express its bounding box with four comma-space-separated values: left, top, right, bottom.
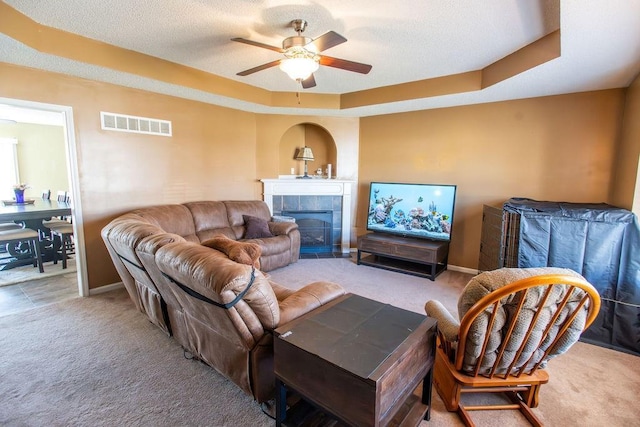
1, 0, 640, 117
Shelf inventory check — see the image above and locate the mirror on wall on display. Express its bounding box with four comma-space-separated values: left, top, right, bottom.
279, 123, 337, 178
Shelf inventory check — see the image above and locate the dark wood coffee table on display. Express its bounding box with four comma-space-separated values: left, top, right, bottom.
274, 294, 437, 427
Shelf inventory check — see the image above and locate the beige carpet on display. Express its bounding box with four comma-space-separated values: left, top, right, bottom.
1, 256, 638, 426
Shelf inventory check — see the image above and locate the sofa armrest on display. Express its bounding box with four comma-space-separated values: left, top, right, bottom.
278, 281, 345, 326
136, 232, 187, 255
424, 300, 460, 342
268, 221, 298, 236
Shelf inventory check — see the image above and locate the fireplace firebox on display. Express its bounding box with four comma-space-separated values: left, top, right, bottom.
282, 210, 333, 254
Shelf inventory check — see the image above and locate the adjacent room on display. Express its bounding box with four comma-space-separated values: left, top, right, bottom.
1, 1, 639, 426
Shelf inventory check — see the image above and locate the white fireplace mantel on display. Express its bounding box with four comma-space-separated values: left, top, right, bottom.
261, 179, 354, 254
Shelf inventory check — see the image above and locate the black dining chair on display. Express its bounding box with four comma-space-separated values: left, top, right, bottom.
42, 191, 74, 269
42, 190, 72, 230
0, 228, 44, 273
48, 223, 74, 269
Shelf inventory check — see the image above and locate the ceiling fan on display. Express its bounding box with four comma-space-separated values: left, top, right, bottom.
231, 19, 372, 89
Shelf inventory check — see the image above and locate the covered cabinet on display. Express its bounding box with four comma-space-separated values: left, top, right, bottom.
479, 198, 640, 356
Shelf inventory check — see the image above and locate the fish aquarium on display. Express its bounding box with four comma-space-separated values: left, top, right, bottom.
366, 182, 457, 242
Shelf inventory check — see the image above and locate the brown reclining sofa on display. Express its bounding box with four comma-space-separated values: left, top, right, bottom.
101, 200, 345, 403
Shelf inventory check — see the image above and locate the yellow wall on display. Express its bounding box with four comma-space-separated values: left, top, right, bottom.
0, 123, 68, 199
613, 72, 640, 212
359, 90, 626, 269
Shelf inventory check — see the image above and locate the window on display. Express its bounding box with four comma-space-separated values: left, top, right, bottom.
0, 138, 19, 200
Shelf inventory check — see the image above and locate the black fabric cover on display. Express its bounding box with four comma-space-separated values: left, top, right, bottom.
503, 198, 640, 356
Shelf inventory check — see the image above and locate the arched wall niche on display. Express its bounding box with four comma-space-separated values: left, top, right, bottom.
279, 123, 337, 177
256, 114, 359, 248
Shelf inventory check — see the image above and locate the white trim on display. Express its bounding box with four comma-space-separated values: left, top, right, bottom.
448, 264, 478, 275
62, 107, 90, 297
89, 282, 124, 295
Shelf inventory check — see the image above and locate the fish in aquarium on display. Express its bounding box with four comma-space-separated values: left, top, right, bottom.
367, 183, 455, 240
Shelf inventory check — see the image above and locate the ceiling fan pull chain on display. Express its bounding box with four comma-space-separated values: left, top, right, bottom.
295, 78, 304, 104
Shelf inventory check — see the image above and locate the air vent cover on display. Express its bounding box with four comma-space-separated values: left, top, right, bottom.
100, 112, 172, 137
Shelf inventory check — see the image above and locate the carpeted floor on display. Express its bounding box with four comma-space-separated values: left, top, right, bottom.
1, 256, 639, 426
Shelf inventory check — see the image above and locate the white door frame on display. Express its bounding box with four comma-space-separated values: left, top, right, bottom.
0, 96, 88, 297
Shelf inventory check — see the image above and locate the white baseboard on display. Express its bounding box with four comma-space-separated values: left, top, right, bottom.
89, 282, 124, 295
448, 265, 479, 275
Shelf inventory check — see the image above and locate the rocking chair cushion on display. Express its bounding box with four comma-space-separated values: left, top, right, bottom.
458, 267, 589, 374
424, 300, 460, 342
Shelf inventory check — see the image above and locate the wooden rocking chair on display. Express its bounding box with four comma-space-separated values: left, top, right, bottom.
425, 267, 600, 426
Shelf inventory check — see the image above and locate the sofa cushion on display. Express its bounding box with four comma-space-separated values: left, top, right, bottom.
243, 215, 274, 239
243, 234, 292, 256
202, 235, 262, 269
131, 204, 199, 242
224, 201, 272, 239
184, 201, 236, 242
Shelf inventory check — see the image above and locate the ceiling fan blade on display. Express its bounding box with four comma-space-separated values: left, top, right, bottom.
319, 55, 372, 74
236, 60, 282, 76
301, 74, 316, 89
231, 37, 283, 53
308, 31, 347, 52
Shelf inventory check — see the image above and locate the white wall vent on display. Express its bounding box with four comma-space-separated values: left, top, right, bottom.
100, 112, 172, 137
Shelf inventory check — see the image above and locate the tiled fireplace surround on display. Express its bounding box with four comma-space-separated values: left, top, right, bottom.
260, 179, 353, 254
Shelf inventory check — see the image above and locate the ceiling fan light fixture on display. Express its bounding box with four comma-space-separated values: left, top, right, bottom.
280, 57, 319, 81
279, 47, 319, 81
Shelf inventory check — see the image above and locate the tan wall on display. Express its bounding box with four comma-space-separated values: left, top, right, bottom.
612, 72, 640, 212
277, 124, 336, 176
305, 125, 337, 177
0, 62, 258, 289
256, 115, 360, 181
359, 90, 626, 270
1, 60, 633, 286
279, 125, 305, 175
0, 123, 68, 200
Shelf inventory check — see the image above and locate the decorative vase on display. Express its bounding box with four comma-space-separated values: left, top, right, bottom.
14, 189, 25, 204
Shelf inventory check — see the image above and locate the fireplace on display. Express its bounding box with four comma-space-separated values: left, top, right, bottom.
282, 210, 333, 253
261, 179, 353, 254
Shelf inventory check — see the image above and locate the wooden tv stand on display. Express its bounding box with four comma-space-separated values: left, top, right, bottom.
357, 233, 449, 281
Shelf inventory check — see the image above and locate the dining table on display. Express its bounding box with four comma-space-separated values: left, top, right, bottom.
0, 199, 72, 270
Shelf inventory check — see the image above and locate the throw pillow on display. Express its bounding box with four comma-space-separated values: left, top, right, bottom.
201, 235, 262, 269
243, 215, 274, 239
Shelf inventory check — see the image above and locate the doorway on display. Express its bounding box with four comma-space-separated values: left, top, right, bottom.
0, 97, 87, 297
